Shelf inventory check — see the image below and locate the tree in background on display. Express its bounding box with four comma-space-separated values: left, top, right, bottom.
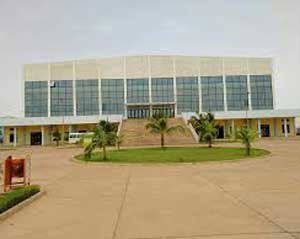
84, 121, 117, 160
202, 121, 217, 148
0, 127, 3, 144
145, 115, 185, 148
115, 134, 124, 151
189, 112, 216, 142
52, 129, 61, 147
98, 120, 116, 133
236, 126, 257, 155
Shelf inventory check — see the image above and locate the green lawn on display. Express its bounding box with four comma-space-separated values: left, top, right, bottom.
75, 147, 269, 163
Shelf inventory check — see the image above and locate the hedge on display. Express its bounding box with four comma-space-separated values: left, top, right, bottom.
0, 185, 40, 214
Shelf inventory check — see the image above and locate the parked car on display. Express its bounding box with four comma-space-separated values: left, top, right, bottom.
68, 132, 93, 144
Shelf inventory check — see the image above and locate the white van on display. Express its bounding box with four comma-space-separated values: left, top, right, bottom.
68, 132, 94, 144
68, 133, 83, 144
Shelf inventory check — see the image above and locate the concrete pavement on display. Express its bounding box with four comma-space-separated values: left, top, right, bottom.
0, 139, 300, 239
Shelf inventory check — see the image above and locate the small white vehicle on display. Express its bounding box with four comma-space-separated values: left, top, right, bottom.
68, 132, 94, 144
68, 133, 83, 144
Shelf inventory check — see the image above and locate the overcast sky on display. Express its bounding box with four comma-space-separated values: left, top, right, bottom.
0, 0, 299, 117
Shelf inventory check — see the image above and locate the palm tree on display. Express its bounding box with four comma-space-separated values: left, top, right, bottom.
52, 129, 61, 147
84, 122, 117, 160
202, 121, 217, 148
115, 134, 124, 150
145, 116, 185, 148
236, 126, 257, 155
98, 120, 116, 133
189, 112, 215, 141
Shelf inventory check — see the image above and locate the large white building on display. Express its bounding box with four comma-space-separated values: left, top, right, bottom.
0, 55, 299, 146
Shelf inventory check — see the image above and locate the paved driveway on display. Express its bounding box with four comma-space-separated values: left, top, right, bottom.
0, 140, 300, 239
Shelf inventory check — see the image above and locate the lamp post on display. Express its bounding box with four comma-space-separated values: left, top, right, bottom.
50, 81, 65, 143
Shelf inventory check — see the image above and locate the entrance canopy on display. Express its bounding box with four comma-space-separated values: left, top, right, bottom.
182, 109, 300, 120
126, 103, 176, 119
0, 115, 123, 127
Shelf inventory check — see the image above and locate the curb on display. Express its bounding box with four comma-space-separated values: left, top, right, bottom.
0, 190, 46, 222
71, 147, 271, 167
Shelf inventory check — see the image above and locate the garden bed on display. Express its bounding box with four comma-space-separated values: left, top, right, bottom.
0, 185, 40, 214
75, 147, 270, 163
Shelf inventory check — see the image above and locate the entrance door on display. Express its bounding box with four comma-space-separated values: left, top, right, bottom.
216, 126, 224, 139
261, 124, 270, 137
31, 132, 42, 145
152, 105, 175, 118
127, 106, 150, 119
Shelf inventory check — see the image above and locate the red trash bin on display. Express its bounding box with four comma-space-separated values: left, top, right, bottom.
3, 156, 29, 192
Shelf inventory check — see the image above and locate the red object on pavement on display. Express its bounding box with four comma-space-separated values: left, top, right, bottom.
3, 156, 30, 192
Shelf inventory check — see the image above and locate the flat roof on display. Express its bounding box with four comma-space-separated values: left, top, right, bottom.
0, 115, 123, 127
182, 109, 300, 120
25, 55, 273, 66
1, 109, 300, 127
214, 109, 300, 120
1, 110, 300, 127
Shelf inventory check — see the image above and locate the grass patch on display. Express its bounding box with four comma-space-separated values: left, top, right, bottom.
0, 185, 40, 214
75, 147, 269, 164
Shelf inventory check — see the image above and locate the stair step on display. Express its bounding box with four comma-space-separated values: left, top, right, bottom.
120, 118, 196, 147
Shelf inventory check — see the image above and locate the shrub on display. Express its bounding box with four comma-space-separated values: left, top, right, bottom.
84, 121, 117, 161
236, 126, 257, 155
0, 185, 40, 214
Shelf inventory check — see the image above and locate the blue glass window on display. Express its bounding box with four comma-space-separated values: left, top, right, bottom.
151, 78, 174, 103
50, 80, 74, 116
226, 75, 248, 111
101, 79, 124, 115
25, 81, 48, 117
250, 75, 273, 110
76, 79, 99, 116
176, 77, 199, 113
201, 76, 224, 112
127, 79, 149, 104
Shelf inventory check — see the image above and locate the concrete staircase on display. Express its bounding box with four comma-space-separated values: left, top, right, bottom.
120, 118, 197, 147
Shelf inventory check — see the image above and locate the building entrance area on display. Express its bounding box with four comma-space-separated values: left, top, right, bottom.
152, 105, 175, 118
216, 125, 225, 139
31, 132, 42, 145
127, 104, 175, 119
261, 124, 270, 137
127, 106, 150, 119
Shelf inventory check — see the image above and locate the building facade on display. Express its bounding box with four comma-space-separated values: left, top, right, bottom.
0, 55, 299, 146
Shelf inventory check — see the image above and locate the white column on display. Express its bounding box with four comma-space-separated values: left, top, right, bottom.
22, 68, 26, 117
23, 127, 26, 145
41, 126, 45, 146
47, 63, 51, 117
1, 127, 4, 145
123, 57, 127, 118
271, 58, 276, 109
148, 55, 152, 117
246, 58, 252, 110
72, 61, 77, 116
13, 127, 17, 147
257, 119, 261, 138
274, 118, 278, 137
294, 118, 297, 136
198, 64, 202, 113
68, 125, 73, 133
222, 58, 228, 112
231, 119, 235, 135
98, 67, 102, 116
68, 125, 72, 142
283, 118, 288, 137
172, 57, 177, 116
246, 75, 252, 110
